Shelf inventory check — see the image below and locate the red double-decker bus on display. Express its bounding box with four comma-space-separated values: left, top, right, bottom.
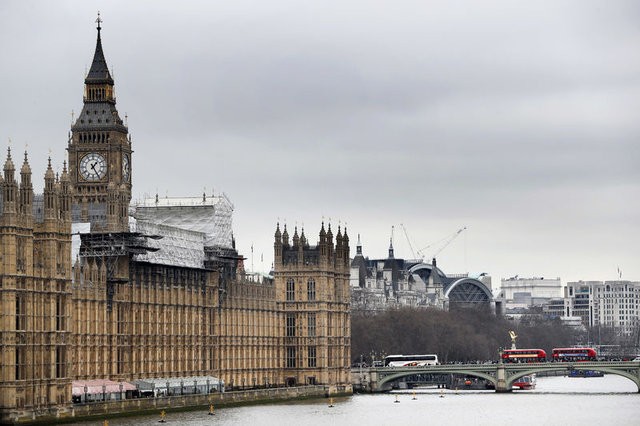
501, 349, 547, 363
552, 347, 597, 361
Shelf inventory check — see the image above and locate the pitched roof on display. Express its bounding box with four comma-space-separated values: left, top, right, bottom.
85, 25, 114, 84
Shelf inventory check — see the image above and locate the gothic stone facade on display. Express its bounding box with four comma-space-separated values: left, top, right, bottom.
0, 20, 352, 424
274, 224, 351, 386
0, 152, 73, 420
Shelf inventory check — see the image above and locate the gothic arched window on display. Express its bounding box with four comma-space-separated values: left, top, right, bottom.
307, 278, 316, 301
286, 279, 295, 301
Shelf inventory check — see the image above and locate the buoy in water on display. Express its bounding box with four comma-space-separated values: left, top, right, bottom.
159, 410, 166, 423
208, 404, 215, 416
328, 397, 334, 408
394, 395, 400, 403
411, 392, 417, 400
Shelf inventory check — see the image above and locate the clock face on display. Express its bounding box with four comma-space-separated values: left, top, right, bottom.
122, 154, 130, 182
79, 152, 107, 181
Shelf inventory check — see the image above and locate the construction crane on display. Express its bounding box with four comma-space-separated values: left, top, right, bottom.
415, 226, 467, 262
400, 223, 418, 260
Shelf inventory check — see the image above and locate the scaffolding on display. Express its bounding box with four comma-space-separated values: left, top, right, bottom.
75, 230, 158, 310
131, 218, 205, 269
131, 194, 234, 249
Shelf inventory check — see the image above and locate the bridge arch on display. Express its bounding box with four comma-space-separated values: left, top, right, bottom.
377, 369, 497, 389
506, 366, 640, 391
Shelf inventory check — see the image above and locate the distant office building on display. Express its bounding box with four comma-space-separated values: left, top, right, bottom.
564, 281, 595, 325
499, 276, 562, 310
566, 280, 640, 335
542, 297, 566, 319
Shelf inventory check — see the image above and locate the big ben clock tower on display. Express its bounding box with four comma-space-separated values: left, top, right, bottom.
68, 14, 131, 232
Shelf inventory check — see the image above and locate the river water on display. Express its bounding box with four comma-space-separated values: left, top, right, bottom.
73, 375, 638, 426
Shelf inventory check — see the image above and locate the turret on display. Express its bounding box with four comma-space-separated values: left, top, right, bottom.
2, 147, 17, 215
295, 227, 304, 263
282, 224, 289, 248
19, 151, 33, 216
342, 227, 350, 267
274, 222, 282, 243
59, 161, 72, 222
43, 157, 57, 220
292, 226, 300, 247
274, 222, 282, 263
335, 226, 343, 264
319, 222, 327, 257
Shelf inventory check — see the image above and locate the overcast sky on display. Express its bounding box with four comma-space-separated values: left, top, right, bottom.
1, 0, 638, 286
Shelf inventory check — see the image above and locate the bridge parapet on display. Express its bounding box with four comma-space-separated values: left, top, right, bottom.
354, 361, 640, 393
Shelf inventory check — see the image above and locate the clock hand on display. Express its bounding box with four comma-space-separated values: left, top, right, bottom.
90, 162, 98, 173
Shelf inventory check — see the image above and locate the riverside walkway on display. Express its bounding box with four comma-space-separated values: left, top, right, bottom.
354, 361, 640, 392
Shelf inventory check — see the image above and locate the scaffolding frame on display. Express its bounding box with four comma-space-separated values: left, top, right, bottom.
78, 232, 158, 310
131, 194, 234, 249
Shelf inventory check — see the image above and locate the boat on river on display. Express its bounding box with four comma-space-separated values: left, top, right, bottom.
568, 370, 604, 378
513, 375, 536, 389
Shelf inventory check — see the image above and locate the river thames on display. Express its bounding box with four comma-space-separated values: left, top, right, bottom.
72, 375, 638, 426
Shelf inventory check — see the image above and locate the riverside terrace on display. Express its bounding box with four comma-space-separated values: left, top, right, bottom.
354, 361, 640, 392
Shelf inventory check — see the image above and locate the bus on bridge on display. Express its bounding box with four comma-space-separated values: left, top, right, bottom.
384, 354, 439, 367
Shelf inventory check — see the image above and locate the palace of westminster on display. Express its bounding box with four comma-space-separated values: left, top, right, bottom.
0, 20, 351, 421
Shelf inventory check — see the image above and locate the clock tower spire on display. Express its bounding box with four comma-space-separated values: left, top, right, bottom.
68, 14, 132, 232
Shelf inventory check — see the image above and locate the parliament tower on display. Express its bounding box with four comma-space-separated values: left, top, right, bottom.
68, 15, 131, 232
273, 223, 351, 387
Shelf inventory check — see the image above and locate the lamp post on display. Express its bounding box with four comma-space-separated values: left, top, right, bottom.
166, 381, 170, 397
119, 383, 123, 401
83, 385, 88, 403
102, 384, 106, 402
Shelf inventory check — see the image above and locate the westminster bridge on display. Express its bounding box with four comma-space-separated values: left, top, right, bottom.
353, 361, 640, 393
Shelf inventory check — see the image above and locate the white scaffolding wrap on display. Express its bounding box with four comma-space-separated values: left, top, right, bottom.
129, 194, 235, 268
131, 218, 205, 269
